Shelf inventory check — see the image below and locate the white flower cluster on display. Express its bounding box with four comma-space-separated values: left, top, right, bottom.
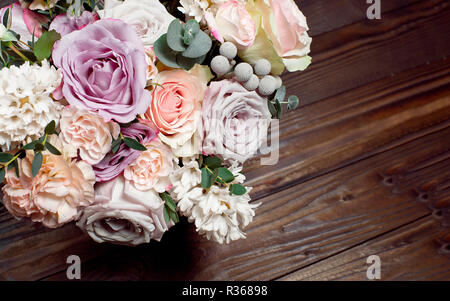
178, 0, 247, 23
170, 157, 259, 244
0, 60, 62, 150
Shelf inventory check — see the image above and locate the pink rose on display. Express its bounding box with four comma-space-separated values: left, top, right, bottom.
200, 80, 272, 163
124, 138, 173, 193
77, 175, 173, 246
145, 68, 208, 156
59, 106, 120, 165
52, 19, 151, 123
2, 136, 95, 228
214, 1, 255, 49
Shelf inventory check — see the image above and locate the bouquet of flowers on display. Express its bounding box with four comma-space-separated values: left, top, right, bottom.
0, 0, 311, 245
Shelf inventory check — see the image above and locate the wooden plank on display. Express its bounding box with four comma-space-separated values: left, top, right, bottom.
280, 216, 450, 280
43, 125, 450, 280
0, 0, 449, 280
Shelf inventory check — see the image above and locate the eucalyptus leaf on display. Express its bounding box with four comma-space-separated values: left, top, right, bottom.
275, 99, 283, 119
274, 85, 286, 102
32, 152, 43, 177
268, 101, 277, 118
181, 30, 212, 59
111, 138, 121, 153
45, 141, 61, 155
287, 95, 300, 110
176, 53, 197, 70
184, 20, 200, 35
44, 120, 56, 135
201, 167, 212, 189
33, 30, 61, 61
217, 167, 234, 183
35, 143, 45, 152
205, 156, 222, 169
153, 34, 181, 68
0, 167, 5, 183
230, 184, 246, 195
0, 152, 13, 163
167, 19, 186, 52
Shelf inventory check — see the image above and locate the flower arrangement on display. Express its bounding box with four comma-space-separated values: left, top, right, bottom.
0, 0, 311, 246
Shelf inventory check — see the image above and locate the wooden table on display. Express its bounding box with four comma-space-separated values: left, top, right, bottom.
1, 0, 449, 280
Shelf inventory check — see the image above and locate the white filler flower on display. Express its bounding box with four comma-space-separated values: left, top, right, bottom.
171, 157, 259, 244
0, 60, 62, 151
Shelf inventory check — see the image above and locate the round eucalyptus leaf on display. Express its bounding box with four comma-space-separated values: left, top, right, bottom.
167, 19, 186, 52
153, 34, 181, 69
181, 30, 212, 59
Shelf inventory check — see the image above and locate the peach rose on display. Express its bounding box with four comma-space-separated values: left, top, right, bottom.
214, 0, 256, 49
2, 136, 95, 228
59, 106, 120, 165
124, 138, 173, 193
145, 65, 211, 157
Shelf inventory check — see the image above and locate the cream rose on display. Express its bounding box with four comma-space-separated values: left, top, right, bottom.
77, 175, 173, 246
99, 0, 175, 47
2, 136, 95, 228
124, 138, 173, 193
59, 106, 120, 165
241, 0, 312, 74
145, 66, 211, 157
214, 0, 256, 49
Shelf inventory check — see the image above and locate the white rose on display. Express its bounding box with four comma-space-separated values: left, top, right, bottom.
99, 0, 175, 47
77, 175, 173, 246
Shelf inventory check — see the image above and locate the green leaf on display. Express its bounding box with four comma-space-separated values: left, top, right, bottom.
167, 19, 186, 52
201, 167, 212, 189
164, 205, 170, 223
0, 167, 4, 183
44, 120, 56, 135
176, 53, 197, 70
205, 156, 222, 169
162, 193, 177, 212
274, 85, 286, 103
45, 141, 61, 155
35, 142, 45, 152
1, 30, 18, 42
123, 137, 147, 151
185, 20, 200, 35
181, 30, 212, 59
268, 101, 277, 118
169, 210, 179, 223
217, 167, 234, 183
33, 30, 61, 61
111, 138, 121, 154
2, 8, 9, 27
230, 184, 246, 195
32, 152, 43, 178
12, 159, 19, 177
0, 152, 13, 163
287, 95, 300, 110
153, 34, 181, 68
275, 99, 283, 119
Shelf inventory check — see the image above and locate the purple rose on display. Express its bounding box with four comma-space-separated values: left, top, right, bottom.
49, 11, 98, 36
93, 122, 158, 182
52, 19, 151, 123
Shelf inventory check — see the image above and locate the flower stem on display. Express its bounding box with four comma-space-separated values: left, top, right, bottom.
9, 44, 30, 62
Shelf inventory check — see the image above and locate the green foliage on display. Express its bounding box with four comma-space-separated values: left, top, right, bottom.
160, 192, 179, 224
33, 30, 60, 61
123, 137, 147, 151
154, 19, 212, 70
287, 95, 300, 110
268, 85, 300, 119
198, 155, 246, 196
0, 121, 62, 180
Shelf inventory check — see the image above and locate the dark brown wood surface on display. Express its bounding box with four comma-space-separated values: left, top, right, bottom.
1, 0, 449, 280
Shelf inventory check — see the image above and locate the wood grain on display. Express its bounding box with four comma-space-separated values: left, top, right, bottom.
1, 0, 449, 280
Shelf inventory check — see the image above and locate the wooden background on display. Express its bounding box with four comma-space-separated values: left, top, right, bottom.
1, 0, 450, 280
